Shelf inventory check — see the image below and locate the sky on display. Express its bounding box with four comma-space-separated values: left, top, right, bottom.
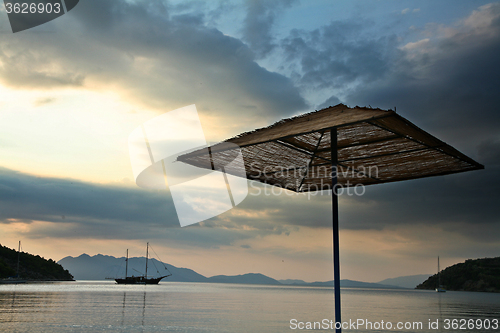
0, 0, 499, 283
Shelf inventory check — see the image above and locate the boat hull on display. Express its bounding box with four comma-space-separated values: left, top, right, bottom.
0, 279, 26, 284
115, 275, 168, 285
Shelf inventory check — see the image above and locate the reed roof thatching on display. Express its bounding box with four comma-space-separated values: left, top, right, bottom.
178, 104, 483, 192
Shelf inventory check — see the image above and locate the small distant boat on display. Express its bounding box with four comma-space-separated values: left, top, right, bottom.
436, 256, 446, 292
115, 243, 171, 285
0, 241, 26, 284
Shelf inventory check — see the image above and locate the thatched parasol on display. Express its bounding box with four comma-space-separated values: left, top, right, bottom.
178, 103, 483, 332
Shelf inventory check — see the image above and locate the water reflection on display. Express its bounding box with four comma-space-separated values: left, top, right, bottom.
121, 292, 126, 327
142, 291, 146, 328
118, 289, 148, 331
0, 284, 154, 332
0, 283, 499, 333
2, 291, 16, 324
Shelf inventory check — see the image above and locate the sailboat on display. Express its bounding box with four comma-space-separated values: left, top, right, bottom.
115, 243, 172, 284
436, 256, 446, 292
1, 241, 26, 284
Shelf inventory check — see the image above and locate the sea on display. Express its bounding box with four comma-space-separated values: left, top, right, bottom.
0, 281, 499, 333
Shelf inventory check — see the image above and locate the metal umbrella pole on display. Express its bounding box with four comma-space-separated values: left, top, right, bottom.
331, 128, 341, 333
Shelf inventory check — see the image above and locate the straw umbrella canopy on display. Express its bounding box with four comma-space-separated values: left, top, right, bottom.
177, 103, 484, 332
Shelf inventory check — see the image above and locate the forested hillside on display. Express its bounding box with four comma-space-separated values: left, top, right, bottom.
416, 257, 500, 292
0, 244, 73, 281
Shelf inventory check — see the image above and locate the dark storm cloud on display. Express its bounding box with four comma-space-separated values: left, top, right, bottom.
0, 168, 288, 248
272, 3, 500, 148
2, 164, 497, 247
478, 139, 500, 166
0, 165, 323, 241
0, 167, 178, 227
241, 0, 297, 58
342, 3, 500, 138
340, 169, 500, 235
280, 20, 400, 91
0, 0, 307, 121
226, 169, 500, 244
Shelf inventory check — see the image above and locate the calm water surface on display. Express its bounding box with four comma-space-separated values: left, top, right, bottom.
0, 281, 499, 332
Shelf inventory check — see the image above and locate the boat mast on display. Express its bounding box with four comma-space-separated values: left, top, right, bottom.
16, 241, 20, 278
145, 242, 149, 279
125, 249, 128, 278
437, 256, 441, 288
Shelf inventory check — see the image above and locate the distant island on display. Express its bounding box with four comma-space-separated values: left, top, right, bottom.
0, 244, 73, 281
416, 257, 500, 293
58, 253, 410, 289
